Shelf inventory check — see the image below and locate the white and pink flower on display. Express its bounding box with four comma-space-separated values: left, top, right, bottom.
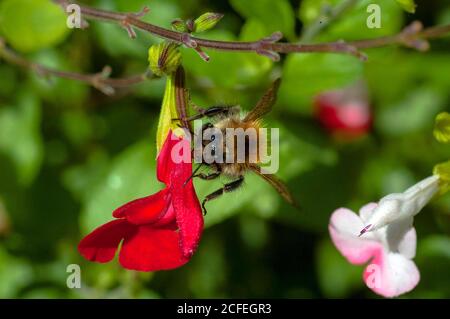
329, 175, 440, 298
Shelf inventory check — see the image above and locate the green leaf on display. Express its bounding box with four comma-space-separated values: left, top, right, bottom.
0, 248, 33, 298
316, 240, 363, 298
93, 0, 181, 59
182, 30, 241, 88
278, 53, 364, 114
376, 87, 445, 137
115, 0, 181, 27
299, 0, 403, 41
413, 235, 450, 297
0, 92, 43, 185
183, 25, 274, 87
396, 0, 416, 13
299, 0, 340, 25
237, 19, 274, 85
80, 141, 159, 232
229, 0, 295, 40
0, 0, 70, 52
28, 49, 89, 107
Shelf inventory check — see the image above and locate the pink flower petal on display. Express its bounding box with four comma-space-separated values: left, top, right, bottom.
364, 251, 420, 298
329, 208, 383, 264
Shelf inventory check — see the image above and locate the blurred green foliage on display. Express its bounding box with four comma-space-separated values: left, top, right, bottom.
0, 0, 449, 299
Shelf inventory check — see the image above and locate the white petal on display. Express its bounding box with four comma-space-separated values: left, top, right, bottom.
403, 175, 440, 216
359, 202, 378, 223
397, 226, 417, 259
364, 175, 439, 232
378, 217, 414, 256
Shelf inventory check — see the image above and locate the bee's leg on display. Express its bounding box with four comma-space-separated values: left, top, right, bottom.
195, 165, 222, 180
184, 164, 221, 186
201, 175, 244, 215
195, 171, 221, 180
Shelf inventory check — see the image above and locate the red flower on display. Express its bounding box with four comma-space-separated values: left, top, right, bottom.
78, 131, 203, 271
315, 90, 372, 139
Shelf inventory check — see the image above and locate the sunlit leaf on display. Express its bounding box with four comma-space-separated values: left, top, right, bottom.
279, 53, 364, 114
80, 141, 159, 232
0, 0, 70, 52
230, 0, 296, 40
316, 239, 363, 298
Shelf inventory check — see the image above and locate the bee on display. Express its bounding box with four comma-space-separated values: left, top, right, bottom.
181, 79, 296, 214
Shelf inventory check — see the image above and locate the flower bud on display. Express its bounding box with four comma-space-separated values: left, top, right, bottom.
193, 12, 224, 33
433, 112, 450, 143
148, 42, 182, 77
433, 160, 450, 195
315, 86, 372, 140
171, 19, 188, 32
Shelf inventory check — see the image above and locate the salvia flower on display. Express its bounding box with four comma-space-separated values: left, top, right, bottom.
79, 131, 203, 271
329, 174, 440, 297
78, 42, 201, 272
315, 86, 372, 139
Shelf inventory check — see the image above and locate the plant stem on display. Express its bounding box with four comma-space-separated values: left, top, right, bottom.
54, 0, 450, 62
0, 38, 150, 95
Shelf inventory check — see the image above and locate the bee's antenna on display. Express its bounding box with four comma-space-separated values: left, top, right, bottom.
183, 163, 203, 187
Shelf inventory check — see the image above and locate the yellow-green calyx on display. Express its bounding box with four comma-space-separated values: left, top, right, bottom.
433, 112, 450, 143
148, 42, 181, 77
149, 42, 184, 153
156, 72, 181, 153
170, 12, 223, 33
433, 160, 450, 195
193, 12, 224, 33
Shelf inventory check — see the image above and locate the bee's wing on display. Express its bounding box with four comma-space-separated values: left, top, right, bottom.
249, 164, 297, 207
244, 78, 281, 122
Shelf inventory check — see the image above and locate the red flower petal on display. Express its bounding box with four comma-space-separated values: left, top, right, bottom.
172, 183, 203, 258
170, 137, 203, 258
112, 189, 171, 225
119, 224, 189, 271
78, 219, 135, 263
157, 130, 177, 184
